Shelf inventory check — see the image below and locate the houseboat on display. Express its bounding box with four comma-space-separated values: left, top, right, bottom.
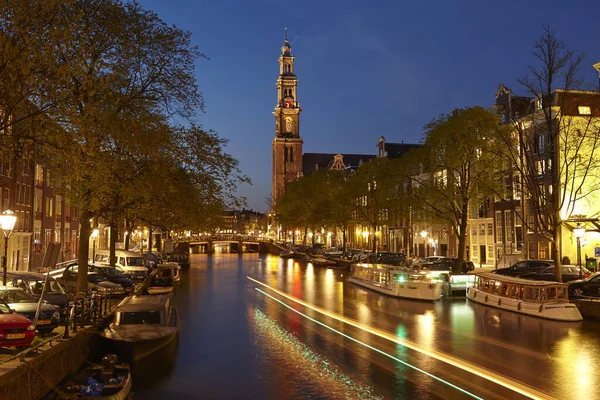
100, 295, 179, 361
349, 263, 443, 301
466, 272, 583, 322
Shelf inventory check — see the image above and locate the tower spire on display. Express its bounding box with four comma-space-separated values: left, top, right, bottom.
284, 26, 288, 41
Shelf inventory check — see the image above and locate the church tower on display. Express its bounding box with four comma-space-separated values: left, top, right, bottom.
272, 29, 303, 210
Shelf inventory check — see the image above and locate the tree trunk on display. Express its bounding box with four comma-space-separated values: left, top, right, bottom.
77, 211, 92, 296
342, 226, 347, 251
110, 223, 118, 266
303, 227, 308, 245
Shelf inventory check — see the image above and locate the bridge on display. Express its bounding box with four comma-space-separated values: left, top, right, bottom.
185, 236, 279, 255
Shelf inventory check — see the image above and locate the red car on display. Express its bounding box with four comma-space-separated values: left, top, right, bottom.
0, 299, 36, 348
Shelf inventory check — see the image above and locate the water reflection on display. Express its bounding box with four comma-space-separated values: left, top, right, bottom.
130, 254, 600, 399
251, 308, 382, 400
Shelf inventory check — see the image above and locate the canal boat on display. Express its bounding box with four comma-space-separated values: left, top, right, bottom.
146, 286, 174, 295
466, 272, 583, 321
100, 295, 179, 362
349, 263, 443, 301
310, 257, 337, 267
57, 354, 131, 400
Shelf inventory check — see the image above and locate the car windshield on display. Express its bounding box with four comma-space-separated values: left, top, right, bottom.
88, 274, 107, 283
126, 257, 145, 266
0, 290, 35, 304
29, 279, 65, 295
92, 267, 123, 278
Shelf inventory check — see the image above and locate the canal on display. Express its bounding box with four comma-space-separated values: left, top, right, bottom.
131, 254, 600, 399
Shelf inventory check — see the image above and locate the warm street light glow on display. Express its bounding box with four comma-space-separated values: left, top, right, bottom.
0, 209, 17, 286
362, 231, 369, 238
0, 210, 17, 233
91, 229, 99, 238
574, 224, 585, 238
420, 230, 427, 239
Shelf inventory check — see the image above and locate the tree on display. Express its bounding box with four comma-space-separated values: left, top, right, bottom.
494, 25, 600, 281
410, 107, 510, 269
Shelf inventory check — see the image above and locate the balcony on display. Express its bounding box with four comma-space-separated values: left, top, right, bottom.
35, 211, 42, 220
35, 180, 43, 189
56, 215, 62, 222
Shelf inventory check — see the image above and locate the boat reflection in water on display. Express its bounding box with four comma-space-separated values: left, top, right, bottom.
130, 332, 179, 394
251, 308, 382, 400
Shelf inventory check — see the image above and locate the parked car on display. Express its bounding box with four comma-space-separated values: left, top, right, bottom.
492, 259, 554, 277
0, 299, 36, 348
88, 265, 134, 294
519, 265, 591, 283
410, 256, 447, 269
0, 287, 61, 334
57, 263, 125, 295
372, 252, 406, 266
6, 271, 70, 320
568, 272, 600, 298
421, 257, 474, 274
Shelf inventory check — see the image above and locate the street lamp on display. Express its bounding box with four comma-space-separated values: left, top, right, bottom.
574, 223, 585, 279
0, 210, 17, 286
420, 230, 427, 258
91, 229, 99, 262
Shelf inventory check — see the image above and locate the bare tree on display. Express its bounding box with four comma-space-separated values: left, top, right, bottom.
493, 25, 600, 281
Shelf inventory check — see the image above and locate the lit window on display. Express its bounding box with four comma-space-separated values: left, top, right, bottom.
578, 106, 591, 115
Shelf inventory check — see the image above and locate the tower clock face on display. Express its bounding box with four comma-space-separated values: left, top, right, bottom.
285, 116, 293, 132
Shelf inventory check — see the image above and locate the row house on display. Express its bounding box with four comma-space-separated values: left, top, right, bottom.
475, 76, 600, 268
1, 147, 79, 273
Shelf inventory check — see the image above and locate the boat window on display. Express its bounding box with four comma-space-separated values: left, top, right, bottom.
557, 286, 567, 300
483, 280, 490, 291
119, 311, 162, 325
546, 287, 557, 300
500, 284, 509, 296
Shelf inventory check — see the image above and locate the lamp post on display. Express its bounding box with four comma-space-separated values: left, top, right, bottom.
420, 230, 427, 258
91, 229, 99, 263
574, 223, 585, 279
0, 210, 17, 286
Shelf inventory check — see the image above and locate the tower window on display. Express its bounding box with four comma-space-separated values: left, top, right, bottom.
284, 146, 288, 162
290, 147, 294, 161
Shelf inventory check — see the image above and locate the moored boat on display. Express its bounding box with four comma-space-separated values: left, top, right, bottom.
466, 272, 583, 322
99, 295, 179, 362
147, 286, 174, 295
349, 263, 443, 301
310, 257, 337, 267
56, 354, 131, 400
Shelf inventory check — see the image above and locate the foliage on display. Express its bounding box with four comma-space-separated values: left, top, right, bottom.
410, 106, 510, 264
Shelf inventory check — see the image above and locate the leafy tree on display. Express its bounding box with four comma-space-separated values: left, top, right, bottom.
410, 107, 510, 268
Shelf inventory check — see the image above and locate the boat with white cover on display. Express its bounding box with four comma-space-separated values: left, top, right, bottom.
349, 263, 443, 301
99, 295, 179, 361
466, 272, 583, 321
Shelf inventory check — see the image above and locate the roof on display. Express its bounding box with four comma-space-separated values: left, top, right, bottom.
302, 153, 376, 175
381, 142, 421, 159
6, 271, 47, 280
114, 295, 170, 313
478, 272, 568, 287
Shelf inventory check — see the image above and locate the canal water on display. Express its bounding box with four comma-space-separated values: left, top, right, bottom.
131, 254, 600, 400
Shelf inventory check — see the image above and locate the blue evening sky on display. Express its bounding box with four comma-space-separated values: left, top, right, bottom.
138, 0, 600, 212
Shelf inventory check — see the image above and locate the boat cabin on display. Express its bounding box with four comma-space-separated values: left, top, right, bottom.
113, 295, 171, 326
352, 263, 436, 288
475, 272, 569, 303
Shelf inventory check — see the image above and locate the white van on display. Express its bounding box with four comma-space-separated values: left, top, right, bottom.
94, 249, 149, 282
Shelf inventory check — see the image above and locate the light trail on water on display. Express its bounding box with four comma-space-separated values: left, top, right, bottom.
248, 275, 555, 400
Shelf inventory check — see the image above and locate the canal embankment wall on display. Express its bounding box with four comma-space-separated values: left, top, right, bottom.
0, 330, 96, 400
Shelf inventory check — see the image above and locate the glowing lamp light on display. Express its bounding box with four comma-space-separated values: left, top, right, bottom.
420, 230, 427, 239
574, 224, 585, 239
91, 229, 99, 239
362, 231, 369, 239
308, 232, 313, 238
0, 210, 17, 233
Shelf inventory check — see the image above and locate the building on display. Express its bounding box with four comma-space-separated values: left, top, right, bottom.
271, 30, 303, 211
